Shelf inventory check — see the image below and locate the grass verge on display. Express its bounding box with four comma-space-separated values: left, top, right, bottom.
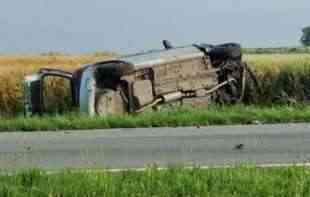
1, 166, 310, 196
1, 105, 310, 132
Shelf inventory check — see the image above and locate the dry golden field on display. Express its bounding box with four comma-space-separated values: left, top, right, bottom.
0, 53, 115, 115
246, 54, 310, 104
0, 53, 309, 116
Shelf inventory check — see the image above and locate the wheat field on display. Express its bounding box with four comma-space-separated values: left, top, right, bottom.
0, 53, 114, 115
245, 54, 310, 104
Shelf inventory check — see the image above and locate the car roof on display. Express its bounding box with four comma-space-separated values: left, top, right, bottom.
119, 46, 204, 70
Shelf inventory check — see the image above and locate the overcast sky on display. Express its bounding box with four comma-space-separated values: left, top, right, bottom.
0, 0, 309, 54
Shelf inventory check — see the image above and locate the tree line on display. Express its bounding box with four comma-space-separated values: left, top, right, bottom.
301, 26, 310, 47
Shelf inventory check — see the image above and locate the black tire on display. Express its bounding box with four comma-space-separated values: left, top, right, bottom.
214, 61, 258, 105
209, 43, 242, 65
215, 81, 240, 104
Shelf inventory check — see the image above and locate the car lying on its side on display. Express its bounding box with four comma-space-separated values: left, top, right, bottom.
24, 41, 258, 116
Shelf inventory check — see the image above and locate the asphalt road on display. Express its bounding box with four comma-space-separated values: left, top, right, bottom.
1, 123, 310, 170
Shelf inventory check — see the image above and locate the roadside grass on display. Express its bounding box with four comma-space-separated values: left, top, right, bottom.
1, 166, 310, 196
1, 105, 310, 132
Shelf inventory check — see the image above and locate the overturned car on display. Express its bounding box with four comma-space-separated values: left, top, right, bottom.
24, 41, 258, 116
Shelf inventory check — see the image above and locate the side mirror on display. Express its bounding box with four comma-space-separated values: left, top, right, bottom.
162, 40, 174, 50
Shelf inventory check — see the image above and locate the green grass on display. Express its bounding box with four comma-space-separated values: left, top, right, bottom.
1, 105, 310, 132
1, 166, 310, 196
244, 47, 310, 54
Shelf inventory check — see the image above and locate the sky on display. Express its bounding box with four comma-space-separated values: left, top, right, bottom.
0, 0, 309, 54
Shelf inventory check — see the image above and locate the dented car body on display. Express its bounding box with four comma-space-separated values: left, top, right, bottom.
24, 41, 257, 116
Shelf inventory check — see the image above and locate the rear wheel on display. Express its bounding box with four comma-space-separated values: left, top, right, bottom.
214, 61, 259, 104
95, 89, 126, 116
